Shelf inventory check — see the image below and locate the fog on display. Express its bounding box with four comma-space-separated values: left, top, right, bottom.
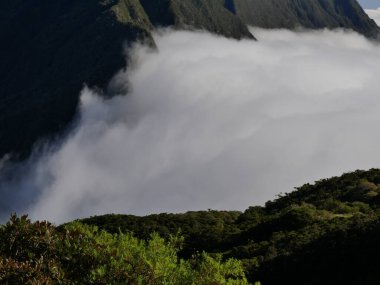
1, 27, 380, 224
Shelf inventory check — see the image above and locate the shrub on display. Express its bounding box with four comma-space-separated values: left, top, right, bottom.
0, 215, 250, 285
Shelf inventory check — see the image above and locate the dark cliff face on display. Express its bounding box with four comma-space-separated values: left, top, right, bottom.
0, 0, 154, 159
0, 0, 378, 159
0, 0, 252, 159
233, 0, 379, 37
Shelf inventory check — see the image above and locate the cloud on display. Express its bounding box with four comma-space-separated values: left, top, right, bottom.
2, 28, 380, 224
366, 8, 380, 25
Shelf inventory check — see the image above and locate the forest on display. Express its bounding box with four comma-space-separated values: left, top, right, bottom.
2, 169, 380, 284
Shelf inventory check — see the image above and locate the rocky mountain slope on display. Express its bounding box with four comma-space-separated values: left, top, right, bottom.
0, 0, 378, 159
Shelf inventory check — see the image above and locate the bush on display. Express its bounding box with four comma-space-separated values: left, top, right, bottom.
0, 215, 249, 285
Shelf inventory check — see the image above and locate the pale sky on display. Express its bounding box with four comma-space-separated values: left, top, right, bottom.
359, 0, 380, 8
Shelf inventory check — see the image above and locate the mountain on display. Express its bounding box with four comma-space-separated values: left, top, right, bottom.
0, 0, 153, 159
140, 0, 254, 39
233, 0, 379, 38
0, 0, 251, 160
79, 168, 380, 285
0, 0, 378, 159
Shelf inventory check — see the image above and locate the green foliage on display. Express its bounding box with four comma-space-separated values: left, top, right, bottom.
4, 169, 380, 284
0, 215, 64, 284
190, 253, 248, 285
0, 215, 249, 284
81, 169, 380, 285
0, 215, 58, 262
78, 210, 242, 258
0, 258, 63, 285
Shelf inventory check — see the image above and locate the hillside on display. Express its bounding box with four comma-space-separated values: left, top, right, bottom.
234, 0, 379, 38
0, 216, 250, 284
0, 0, 378, 159
2, 169, 380, 283
0, 0, 153, 159
80, 169, 380, 285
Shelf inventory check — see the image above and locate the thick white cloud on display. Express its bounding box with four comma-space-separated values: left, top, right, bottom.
3, 28, 380, 224
366, 8, 380, 25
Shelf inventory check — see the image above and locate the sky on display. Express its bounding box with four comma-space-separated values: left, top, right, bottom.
365, 7, 380, 24
2, 25, 380, 224
360, 0, 380, 8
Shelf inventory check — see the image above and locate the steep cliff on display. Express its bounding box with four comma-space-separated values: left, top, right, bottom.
0, 0, 154, 158
233, 0, 379, 37
0, 0, 378, 159
0, 0, 251, 159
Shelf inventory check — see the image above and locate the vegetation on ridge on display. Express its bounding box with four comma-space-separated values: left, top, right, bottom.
0, 215, 249, 284
80, 169, 380, 285
2, 169, 380, 283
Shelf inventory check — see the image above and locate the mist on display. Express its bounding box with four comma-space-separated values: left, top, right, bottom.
1, 27, 380, 224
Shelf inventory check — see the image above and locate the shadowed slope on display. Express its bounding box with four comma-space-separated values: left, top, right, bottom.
0, 0, 378, 159
0, 0, 153, 159
233, 0, 379, 37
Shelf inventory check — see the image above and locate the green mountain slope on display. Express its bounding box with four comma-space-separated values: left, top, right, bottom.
2, 168, 380, 283
233, 0, 379, 38
80, 169, 380, 285
0, 0, 251, 159
0, 0, 154, 159
0, 0, 378, 159
140, 0, 254, 39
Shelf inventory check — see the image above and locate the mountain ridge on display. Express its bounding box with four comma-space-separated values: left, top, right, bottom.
234, 0, 379, 38
0, 0, 378, 159
3, 166, 380, 284
78, 168, 380, 285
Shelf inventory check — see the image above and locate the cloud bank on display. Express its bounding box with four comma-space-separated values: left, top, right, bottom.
366, 8, 380, 25
2, 28, 380, 224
